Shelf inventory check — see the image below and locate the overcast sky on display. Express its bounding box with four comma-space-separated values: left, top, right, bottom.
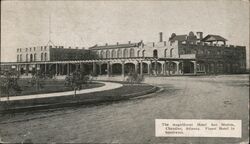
1, 0, 249, 67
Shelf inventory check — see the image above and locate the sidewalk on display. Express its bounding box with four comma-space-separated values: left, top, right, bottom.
0, 81, 123, 102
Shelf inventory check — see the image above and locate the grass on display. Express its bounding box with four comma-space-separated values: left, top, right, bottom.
0, 82, 156, 112
0, 79, 104, 97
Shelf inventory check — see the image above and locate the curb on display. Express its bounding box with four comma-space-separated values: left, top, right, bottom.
0, 85, 158, 114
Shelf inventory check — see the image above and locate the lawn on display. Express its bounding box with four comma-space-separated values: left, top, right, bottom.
0, 82, 156, 112
0, 79, 104, 97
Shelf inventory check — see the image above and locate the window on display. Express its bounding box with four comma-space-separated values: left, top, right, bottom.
34, 54, 36, 61
41, 53, 44, 61
30, 54, 33, 62
44, 46, 47, 50
170, 48, 174, 57
123, 49, 128, 58
26, 54, 28, 61
142, 50, 145, 57
41, 47, 43, 51
164, 49, 167, 57
106, 50, 110, 58
111, 49, 116, 58
20, 54, 22, 62
30, 48, 32, 51
34, 47, 36, 51
17, 55, 19, 62
153, 49, 158, 58
117, 49, 122, 58
17, 49, 19, 52
137, 50, 140, 57
26, 48, 28, 52
101, 51, 106, 58
129, 48, 135, 57
44, 53, 47, 61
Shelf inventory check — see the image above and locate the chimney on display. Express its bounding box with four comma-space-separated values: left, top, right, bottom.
196, 32, 203, 40
159, 32, 163, 42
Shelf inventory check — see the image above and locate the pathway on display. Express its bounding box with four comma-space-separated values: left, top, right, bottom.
0, 81, 123, 102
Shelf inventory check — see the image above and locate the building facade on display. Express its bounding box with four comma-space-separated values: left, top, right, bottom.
0, 31, 247, 77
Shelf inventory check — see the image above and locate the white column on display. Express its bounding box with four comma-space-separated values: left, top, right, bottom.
122, 61, 125, 77
140, 61, 143, 75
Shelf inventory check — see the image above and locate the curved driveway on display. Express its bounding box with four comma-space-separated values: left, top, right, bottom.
0, 81, 123, 102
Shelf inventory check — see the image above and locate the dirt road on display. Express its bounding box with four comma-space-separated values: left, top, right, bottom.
0, 75, 249, 143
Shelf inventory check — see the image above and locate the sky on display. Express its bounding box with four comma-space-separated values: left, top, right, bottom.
1, 0, 249, 67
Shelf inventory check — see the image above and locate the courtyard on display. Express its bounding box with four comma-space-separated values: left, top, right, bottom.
0, 74, 248, 143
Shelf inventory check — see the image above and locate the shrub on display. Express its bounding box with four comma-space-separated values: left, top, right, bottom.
0, 70, 22, 99
126, 72, 144, 84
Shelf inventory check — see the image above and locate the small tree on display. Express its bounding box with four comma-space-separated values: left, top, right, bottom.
64, 70, 89, 97
126, 71, 144, 84
0, 70, 22, 100
30, 71, 44, 91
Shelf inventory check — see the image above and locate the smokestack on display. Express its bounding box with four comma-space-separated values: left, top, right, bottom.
159, 32, 163, 42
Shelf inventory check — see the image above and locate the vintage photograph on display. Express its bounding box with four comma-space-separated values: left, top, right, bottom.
0, 0, 249, 143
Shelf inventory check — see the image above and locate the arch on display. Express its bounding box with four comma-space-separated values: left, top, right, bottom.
183, 61, 194, 73
44, 53, 47, 61
153, 49, 158, 58
111, 49, 116, 58
100, 63, 108, 74
34, 54, 37, 61
30, 54, 33, 62
123, 48, 128, 58
164, 49, 168, 57
137, 50, 140, 57
112, 63, 122, 74
124, 63, 136, 74
197, 61, 206, 72
142, 62, 148, 73
117, 49, 122, 58
129, 48, 135, 58
106, 50, 110, 58
142, 50, 145, 57
26, 54, 29, 61
151, 61, 162, 74
170, 48, 174, 57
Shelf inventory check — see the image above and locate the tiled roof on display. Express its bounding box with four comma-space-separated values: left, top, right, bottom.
89, 43, 139, 50
201, 35, 227, 42
169, 35, 187, 42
